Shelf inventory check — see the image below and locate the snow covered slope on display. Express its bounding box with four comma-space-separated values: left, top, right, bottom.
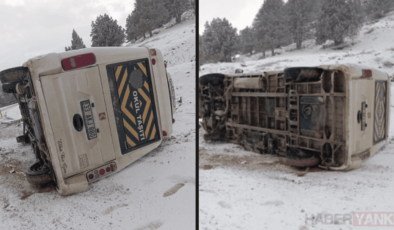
200, 11, 394, 78
200, 12, 394, 230
0, 16, 196, 230
128, 12, 196, 67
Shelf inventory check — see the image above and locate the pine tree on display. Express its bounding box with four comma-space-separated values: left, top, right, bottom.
126, 0, 169, 41
253, 0, 286, 57
285, 0, 314, 50
201, 18, 238, 62
126, 11, 139, 42
239, 26, 255, 55
164, 0, 190, 24
65, 29, 86, 51
310, 0, 325, 21
138, 0, 169, 37
199, 34, 206, 66
315, 0, 363, 45
364, 0, 393, 19
90, 14, 125, 47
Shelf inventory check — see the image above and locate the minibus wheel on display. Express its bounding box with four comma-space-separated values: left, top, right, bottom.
203, 133, 221, 141
199, 73, 225, 86
1, 82, 19, 93
0, 66, 29, 84
26, 162, 52, 185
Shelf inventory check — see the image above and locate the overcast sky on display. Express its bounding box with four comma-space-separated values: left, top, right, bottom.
199, 0, 264, 35
0, 0, 134, 71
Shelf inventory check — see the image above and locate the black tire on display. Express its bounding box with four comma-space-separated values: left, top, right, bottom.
26, 162, 52, 185
282, 157, 320, 167
16, 134, 30, 144
199, 73, 225, 86
203, 133, 221, 141
1, 82, 18, 93
0, 66, 29, 84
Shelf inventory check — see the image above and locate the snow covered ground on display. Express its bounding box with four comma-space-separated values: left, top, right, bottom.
199, 12, 394, 230
0, 16, 195, 230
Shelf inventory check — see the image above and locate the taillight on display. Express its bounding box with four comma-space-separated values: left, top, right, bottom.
163, 131, 167, 136
87, 162, 117, 182
61, 53, 96, 71
172, 118, 175, 123
152, 58, 156, 65
165, 63, 167, 68
362, 69, 372, 78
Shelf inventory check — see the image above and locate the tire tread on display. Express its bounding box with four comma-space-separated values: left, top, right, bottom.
25, 162, 52, 185
0, 66, 29, 84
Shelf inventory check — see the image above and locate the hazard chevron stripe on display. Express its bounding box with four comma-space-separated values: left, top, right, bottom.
373, 81, 387, 144
123, 118, 139, 140
138, 87, 151, 123
144, 81, 150, 92
138, 86, 155, 139
145, 113, 153, 138
126, 135, 136, 147
138, 63, 147, 76
137, 63, 156, 141
111, 60, 158, 150
150, 125, 156, 140
118, 68, 128, 96
115, 66, 122, 81
121, 86, 136, 124
116, 66, 139, 146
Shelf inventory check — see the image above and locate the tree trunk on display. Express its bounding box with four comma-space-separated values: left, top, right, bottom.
176, 14, 181, 24
149, 30, 153, 37
296, 40, 302, 50
271, 47, 275, 56
334, 37, 344, 45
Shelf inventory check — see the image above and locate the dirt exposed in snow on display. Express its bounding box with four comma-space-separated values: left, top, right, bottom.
200, 147, 282, 171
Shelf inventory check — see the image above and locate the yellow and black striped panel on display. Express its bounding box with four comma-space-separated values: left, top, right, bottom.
114, 61, 158, 149
373, 81, 387, 145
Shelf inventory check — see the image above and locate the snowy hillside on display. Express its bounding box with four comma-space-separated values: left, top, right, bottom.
128, 11, 195, 67
200, 12, 394, 230
200, 11, 394, 78
0, 16, 195, 230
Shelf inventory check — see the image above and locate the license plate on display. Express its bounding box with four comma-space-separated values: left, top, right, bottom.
80, 100, 97, 140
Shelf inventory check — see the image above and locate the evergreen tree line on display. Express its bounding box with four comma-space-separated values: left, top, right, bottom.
199, 0, 394, 65
65, 0, 195, 51
0, 1, 195, 107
